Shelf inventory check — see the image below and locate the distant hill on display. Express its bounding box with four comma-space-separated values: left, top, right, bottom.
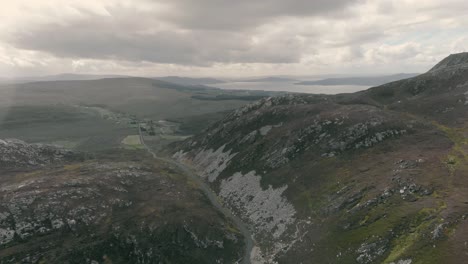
238, 76, 298, 83
295, 73, 419, 86
154, 76, 225, 86
0, 77, 281, 135
0, 73, 129, 84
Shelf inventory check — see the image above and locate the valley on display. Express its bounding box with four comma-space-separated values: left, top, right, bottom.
3, 1, 468, 263
0, 53, 467, 264
138, 124, 255, 264
0, 77, 271, 264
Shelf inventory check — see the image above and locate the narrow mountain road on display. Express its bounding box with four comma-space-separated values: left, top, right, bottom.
139, 126, 255, 264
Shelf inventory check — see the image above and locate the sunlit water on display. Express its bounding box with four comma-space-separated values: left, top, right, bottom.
215, 81, 369, 94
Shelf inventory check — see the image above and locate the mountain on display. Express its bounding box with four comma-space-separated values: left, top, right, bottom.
0, 140, 245, 263
429, 52, 468, 73
171, 53, 468, 263
0, 74, 129, 84
154, 76, 225, 86
1, 75, 226, 86
1, 53, 466, 264
295, 73, 419, 86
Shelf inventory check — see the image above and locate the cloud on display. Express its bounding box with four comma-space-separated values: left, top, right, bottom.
1, 0, 468, 76
7, 1, 332, 66
364, 43, 423, 63
9, 21, 304, 65
160, 0, 360, 30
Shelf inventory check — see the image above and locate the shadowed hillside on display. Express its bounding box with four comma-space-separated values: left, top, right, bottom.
0, 141, 245, 263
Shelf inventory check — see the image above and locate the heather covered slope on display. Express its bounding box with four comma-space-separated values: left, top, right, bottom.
353, 52, 468, 127
0, 138, 82, 168
0, 142, 244, 263
171, 53, 468, 263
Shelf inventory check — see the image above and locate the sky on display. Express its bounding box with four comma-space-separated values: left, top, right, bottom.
1, 0, 468, 78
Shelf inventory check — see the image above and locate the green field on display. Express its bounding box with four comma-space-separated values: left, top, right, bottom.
121, 135, 144, 150
0, 78, 278, 121
0, 78, 280, 153
0, 105, 134, 151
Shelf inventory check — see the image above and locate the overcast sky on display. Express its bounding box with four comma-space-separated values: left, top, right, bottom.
1, 0, 468, 77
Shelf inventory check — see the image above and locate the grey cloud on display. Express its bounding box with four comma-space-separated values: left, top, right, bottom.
327, 30, 385, 47
10, 1, 344, 65
10, 16, 303, 65
162, 0, 361, 30
8, 0, 452, 71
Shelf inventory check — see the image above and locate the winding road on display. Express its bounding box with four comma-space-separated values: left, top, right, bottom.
139, 126, 255, 264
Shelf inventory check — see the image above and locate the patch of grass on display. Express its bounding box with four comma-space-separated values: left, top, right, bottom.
383, 201, 447, 263
63, 163, 82, 171
359, 215, 370, 226
433, 122, 468, 192
433, 122, 468, 161
383, 229, 423, 263
121, 135, 144, 150
225, 222, 241, 235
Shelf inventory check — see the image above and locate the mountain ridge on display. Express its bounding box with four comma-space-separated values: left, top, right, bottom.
295, 73, 419, 87
170, 53, 468, 263
429, 52, 468, 73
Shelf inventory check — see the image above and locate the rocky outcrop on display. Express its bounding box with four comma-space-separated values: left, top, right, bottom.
219, 171, 296, 239
0, 142, 244, 263
174, 144, 237, 182
0, 139, 80, 168
173, 99, 423, 262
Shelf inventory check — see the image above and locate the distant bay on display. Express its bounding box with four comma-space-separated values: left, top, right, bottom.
215, 81, 369, 94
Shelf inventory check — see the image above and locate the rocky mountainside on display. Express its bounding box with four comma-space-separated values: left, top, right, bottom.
0, 139, 82, 168
429, 52, 468, 73
0, 142, 244, 263
172, 53, 468, 264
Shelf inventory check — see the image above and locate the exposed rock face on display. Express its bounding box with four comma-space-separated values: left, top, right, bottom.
174, 144, 237, 182
172, 53, 468, 263
356, 238, 388, 264
174, 97, 424, 262
390, 260, 412, 264
219, 171, 296, 239
0, 141, 244, 263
